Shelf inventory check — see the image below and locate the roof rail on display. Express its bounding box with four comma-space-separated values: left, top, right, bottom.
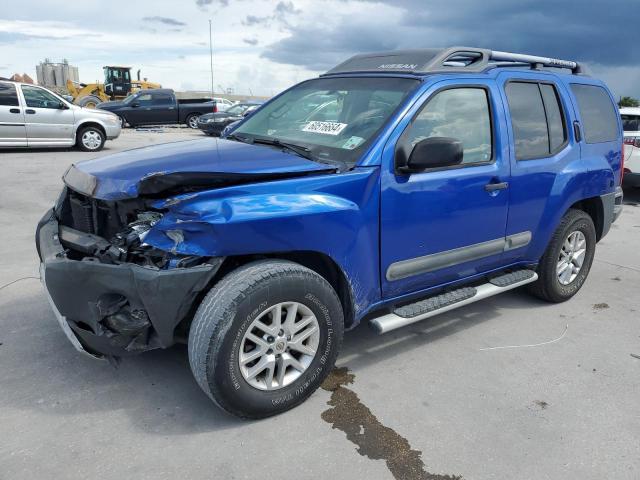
489, 50, 582, 74
323, 47, 583, 76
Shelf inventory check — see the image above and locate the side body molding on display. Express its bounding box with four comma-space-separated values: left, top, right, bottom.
386, 231, 532, 281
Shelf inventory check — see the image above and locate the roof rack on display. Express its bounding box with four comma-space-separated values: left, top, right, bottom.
323, 47, 583, 76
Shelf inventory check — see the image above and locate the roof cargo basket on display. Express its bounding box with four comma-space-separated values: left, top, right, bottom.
323, 47, 583, 76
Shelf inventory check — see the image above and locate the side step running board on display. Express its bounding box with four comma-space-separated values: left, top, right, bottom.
370, 270, 538, 334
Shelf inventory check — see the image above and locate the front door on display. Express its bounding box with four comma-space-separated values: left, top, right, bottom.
380, 80, 512, 298
20, 85, 75, 146
0, 82, 27, 147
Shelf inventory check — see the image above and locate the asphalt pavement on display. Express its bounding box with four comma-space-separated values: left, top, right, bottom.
1, 129, 638, 479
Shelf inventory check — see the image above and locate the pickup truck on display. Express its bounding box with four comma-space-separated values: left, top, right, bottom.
97, 88, 214, 129
37, 47, 624, 419
0, 80, 121, 151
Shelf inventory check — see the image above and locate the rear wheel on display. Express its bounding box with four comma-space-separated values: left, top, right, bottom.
76, 126, 105, 152
186, 113, 200, 129
188, 260, 344, 418
529, 209, 596, 303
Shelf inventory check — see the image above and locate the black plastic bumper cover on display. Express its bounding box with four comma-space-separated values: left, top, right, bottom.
36, 209, 222, 358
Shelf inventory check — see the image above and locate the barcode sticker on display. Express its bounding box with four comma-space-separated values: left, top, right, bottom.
302, 121, 348, 135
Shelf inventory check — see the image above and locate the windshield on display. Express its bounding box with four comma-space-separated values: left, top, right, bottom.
233, 77, 419, 165
123, 93, 138, 104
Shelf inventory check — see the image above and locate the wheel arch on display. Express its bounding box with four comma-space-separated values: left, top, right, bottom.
177, 251, 357, 339
569, 196, 606, 241
74, 121, 106, 140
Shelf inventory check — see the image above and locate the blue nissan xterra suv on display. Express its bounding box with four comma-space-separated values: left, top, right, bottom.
37, 47, 624, 418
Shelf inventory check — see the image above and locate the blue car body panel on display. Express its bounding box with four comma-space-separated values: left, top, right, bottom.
65, 68, 623, 328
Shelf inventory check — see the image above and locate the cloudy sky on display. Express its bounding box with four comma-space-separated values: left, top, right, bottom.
1, 0, 637, 98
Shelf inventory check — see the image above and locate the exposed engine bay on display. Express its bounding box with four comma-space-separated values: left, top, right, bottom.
56, 187, 206, 269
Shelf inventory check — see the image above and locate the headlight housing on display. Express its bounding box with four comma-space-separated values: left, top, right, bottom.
63, 165, 97, 197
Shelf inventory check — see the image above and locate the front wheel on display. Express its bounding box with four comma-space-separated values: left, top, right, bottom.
188, 260, 344, 419
529, 209, 596, 303
186, 113, 200, 129
76, 126, 105, 152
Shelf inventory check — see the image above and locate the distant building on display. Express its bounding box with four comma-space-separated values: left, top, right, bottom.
10, 73, 33, 83
36, 59, 79, 87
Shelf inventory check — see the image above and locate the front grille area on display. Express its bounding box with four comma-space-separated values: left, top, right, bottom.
59, 189, 132, 240
68, 192, 96, 233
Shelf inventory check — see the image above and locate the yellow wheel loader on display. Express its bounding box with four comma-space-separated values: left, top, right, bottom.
67, 66, 161, 108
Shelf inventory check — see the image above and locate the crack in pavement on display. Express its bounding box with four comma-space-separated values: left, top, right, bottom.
321, 367, 461, 480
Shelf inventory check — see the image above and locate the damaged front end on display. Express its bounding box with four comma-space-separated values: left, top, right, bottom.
36, 187, 222, 360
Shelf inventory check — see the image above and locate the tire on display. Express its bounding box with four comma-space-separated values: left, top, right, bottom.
188, 260, 344, 419
118, 116, 127, 128
186, 113, 200, 129
528, 209, 596, 303
76, 126, 105, 152
77, 95, 102, 109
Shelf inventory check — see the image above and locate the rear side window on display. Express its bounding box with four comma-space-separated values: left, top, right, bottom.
505, 82, 567, 160
571, 84, 619, 143
622, 115, 640, 132
0, 83, 19, 106
152, 93, 173, 106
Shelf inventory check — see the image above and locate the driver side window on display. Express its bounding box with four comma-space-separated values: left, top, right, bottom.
21, 86, 62, 109
404, 87, 493, 165
136, 94, 153, 105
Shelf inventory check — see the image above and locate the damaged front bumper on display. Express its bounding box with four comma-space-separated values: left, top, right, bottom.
36, 209, 222, 359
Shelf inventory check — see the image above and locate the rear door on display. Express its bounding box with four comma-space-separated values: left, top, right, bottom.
0, 82, 27, 147
147, 92, 176, 124
20, 85, 75, 146
497, 72, 581, 264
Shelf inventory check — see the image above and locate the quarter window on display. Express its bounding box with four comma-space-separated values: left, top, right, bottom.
505, 81, 567, 160
540, 84, 567, 152
21, 85, 62, 109
403, 88, 492, 165
571, 84, 619, 143
0, 83, 19, 106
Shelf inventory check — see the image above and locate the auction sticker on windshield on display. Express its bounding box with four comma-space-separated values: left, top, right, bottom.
302, 121, 348, 135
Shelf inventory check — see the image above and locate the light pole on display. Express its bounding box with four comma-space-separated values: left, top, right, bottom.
209, 19, 214, 98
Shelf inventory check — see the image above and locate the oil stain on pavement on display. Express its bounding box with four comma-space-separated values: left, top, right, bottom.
321, 367, 461, 480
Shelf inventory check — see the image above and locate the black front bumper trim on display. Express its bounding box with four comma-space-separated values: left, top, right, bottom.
37, 209, 222, 358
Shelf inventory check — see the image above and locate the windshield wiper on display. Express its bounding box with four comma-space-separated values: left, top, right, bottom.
224, 133, 251, 144
251, 137, 316, 161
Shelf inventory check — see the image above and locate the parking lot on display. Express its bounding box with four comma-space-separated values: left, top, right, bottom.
1, 130, 639, 480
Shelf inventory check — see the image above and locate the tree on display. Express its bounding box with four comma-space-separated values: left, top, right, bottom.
618, 96, 639, 108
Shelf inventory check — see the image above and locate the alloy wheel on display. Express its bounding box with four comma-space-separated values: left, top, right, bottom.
557, 230, 587, 285
239, 302, 320, 391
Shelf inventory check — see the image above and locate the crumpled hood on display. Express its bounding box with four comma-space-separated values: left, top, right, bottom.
67, 138, 333, 200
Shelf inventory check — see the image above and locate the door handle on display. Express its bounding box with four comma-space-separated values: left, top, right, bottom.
485, 181, 509, 192
573, 120, 582, 142
25, 109, 36, 114
9, 108, 21, 114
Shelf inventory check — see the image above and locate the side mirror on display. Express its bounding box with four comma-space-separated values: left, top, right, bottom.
398, 137, 463, 173
131, 102, 140, 108
242, 109, 254, 117
58, 101, 68, 110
